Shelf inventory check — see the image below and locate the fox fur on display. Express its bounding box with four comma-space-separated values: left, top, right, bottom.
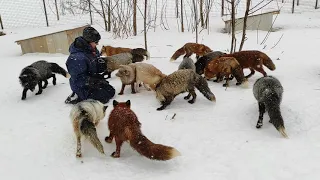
155, 69, 216, 110
221, 50, 276, 79
178, 57, 196, 72
253, 76, 288, 138
101, 52, 133, 78
204, 57, 248, 88
70, 99, 109, 157
100, 45, 150, 62
105, 100, 181, 160
170, 43, 213, 61
195, 51, 227, 75
115, 63, 167, 95
19, 60, 70, 100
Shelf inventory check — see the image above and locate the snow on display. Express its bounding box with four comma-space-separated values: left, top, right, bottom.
1, 9, 320, 180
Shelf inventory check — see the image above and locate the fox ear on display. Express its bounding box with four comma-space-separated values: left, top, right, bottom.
113, 100, 118, 107
126, 100, 131, 107
103, 105, 108, 111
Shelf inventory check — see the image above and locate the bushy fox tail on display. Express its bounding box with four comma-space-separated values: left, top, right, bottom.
126, 127, 180, 161
131, 48, 150, 60
194, 74, 216, 102
260, 53, 276, 71
170, 47, 186, 62
50, 63, 70, 78
80, 119, 105, 154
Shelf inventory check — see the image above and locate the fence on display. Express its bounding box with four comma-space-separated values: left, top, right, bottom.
0, 0, 318, 30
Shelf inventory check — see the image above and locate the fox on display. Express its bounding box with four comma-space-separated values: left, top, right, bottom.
204, 57, 248, 87
105, 100, 181, 160
170, 42, 213, 62
195, 51, 227, 75
253, 76, 288, 138
115, 63, 167, 95
100, 45, 150, 62
178, 57, 196, 72
19, 60, 70, 100
155, 69, 216, 111
70, 99, 109, 157
101, 52, 133, 79
221, 50, 276, 79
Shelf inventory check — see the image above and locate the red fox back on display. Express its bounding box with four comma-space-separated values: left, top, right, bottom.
106, 100, 181, 160
101, 45, 132, 56
170, 43, 212, 61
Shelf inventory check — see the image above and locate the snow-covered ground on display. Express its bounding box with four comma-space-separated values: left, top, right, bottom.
1, 10, 320, 180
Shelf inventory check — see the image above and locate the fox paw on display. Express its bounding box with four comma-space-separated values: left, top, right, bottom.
157, 107, 165, 111
188, 100, 195, 104
222, 84, 229, 87
76, 153, 82, 158
184, 96, 190, 100
21, 96, 26, 100
256, 123, 263, 129
111, 152, 120, 158
118, 92, 123, 95
131, 91, 136, 94
105, 136, 113, 143
236, 82, 241, 86
35, 92, 42, 95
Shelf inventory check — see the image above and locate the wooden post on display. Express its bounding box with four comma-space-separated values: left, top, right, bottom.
0, 14, 3, 29
42, 0, 49, 27
54, 0, 59, 20
221, 0, 224, 16
89, 0, 93, 25
292, 0, 295, 13
316, 0, 319, 9
133, 0, 137, 35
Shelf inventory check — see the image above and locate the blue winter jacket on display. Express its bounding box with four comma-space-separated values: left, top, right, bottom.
66, 37, 106, 99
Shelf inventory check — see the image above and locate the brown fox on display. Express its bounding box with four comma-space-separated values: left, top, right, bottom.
204, 57, 248, 87
101, 45, 150, 62
115, 63, 167, 95
155, 69, 216, 110
105, 100, 181, 160
170, 43, 212, 61
221, 50, 276, 78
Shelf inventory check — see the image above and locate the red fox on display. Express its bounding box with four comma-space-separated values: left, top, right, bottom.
100, 45, 150, 62
221, 50, 276, 78
105, 100, 181, 160
170, 43, 212, 61
204, 57, 248, 87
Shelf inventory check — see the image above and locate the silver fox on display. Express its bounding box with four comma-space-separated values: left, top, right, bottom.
70, 99, 108, 157
253, 76, 288, 138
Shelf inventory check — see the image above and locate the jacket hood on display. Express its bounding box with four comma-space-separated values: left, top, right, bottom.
69, 36, 94, 54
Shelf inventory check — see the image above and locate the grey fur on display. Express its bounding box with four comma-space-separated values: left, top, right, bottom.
178, 57, 196, 72
102, 52, 133, 78
253, 76, 288, 138
195, 51, 226, 75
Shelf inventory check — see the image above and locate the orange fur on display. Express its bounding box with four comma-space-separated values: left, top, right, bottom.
101, 45, 132, 56
105, 100, 181, 160
221, 50, 276, 78
170, 43, 212, 61
204, 57, 247, 87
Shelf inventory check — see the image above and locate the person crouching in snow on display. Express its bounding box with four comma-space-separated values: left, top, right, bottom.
65, 26, 115, 104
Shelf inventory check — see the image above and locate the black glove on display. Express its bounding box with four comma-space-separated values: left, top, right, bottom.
96, 57, 107, 73
86, 76, 109, 88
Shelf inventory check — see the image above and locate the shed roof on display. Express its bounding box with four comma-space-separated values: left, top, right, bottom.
222, 8, 280, 22
15, 23, 89, 43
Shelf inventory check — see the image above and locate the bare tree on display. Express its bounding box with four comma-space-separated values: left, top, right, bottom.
316, 0, 319, 9
0, 14, 3, 29
292, 0, 295, 13
227, 0, 236, 53
133, 0, 137, 35
144, 0, 148, 50
221, 0, 225, 16
200, 0, 204, 27
176, 0, 179, 18
100, 0, 108, 31
54, 0, 60, 20
108, 0, 111, 31
192, 0, 198, 43
89, 0, 93, 24
42, 0, 49, 27
181, 0, 184, 32
239, 0, 250, 51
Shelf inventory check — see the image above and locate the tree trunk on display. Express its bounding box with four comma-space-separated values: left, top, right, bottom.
133, 0, 137, 36
316, 0, 319, 9
54, 0, 59, 20
193, 0, 198, 43
89, 0, 93, 24
0, 14, 3, 29
144, 0, 148, 50
181, 0, 184, 32
292, 0, 295, 13
154, 0, 158, 32
100, 0, 108, 31
230, 0, 236, 53
108, 0, 111, 31
200, 0, 204, 27
42, 0, 49, 27
176, 0, 179, 18
239, 0, 250, 51
221, 0, 224, 16
297, 0, 300, 6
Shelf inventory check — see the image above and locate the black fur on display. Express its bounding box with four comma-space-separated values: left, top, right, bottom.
19, 60, 69, 100
195, 51, 226, 75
